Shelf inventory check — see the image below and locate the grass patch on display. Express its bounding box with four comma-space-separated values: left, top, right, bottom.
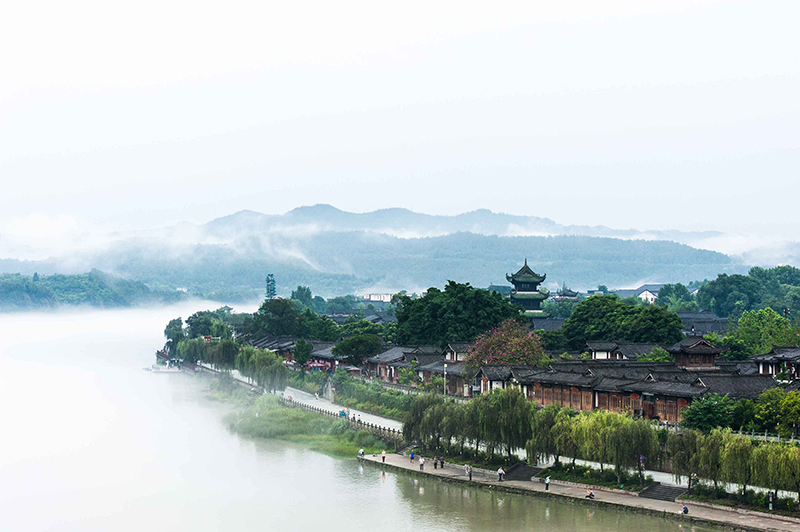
226, 395, 386, 458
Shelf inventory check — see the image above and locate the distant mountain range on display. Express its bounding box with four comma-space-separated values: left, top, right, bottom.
0, 205, 762, 300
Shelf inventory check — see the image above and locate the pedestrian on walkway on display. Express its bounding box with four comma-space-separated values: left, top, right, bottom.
381, 450, 386, 463
545, 476, 550, 491
357, 414, 361, 424
468, 464, 473, 481
464, 463, 469, 476
498, 467, 505, 482
420, 457, 425, 471
440, 458, 445, 469
433, 457, 438, 470
410, 450, 415, 462
682, 505, 689, 515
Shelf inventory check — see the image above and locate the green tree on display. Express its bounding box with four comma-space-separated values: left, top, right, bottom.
250, 298, 302, 337
696, 429, 726, 495
526, 405, 561, 466
561, 296, 682, 349
293, 339, 313, 368
755, 387, 787, 433
164, 317, 185, 357
780, 392, 800, 438
681, 394, 734, 432
667, 429, 701, 491
721, 433, 753, 500
186, 310, 216, 338
290, 285, 313, 307
696, 273, 762, 318
655, 283, 693, 307
637, 346, 673, 362
395, 281, 523, 345
735, 308, 799, 355
331, 334, 382, 366
494, 387, 533, 459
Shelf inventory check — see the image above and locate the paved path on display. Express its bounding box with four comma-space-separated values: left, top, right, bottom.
284, 386, 404, 432
361, 452, 800, 532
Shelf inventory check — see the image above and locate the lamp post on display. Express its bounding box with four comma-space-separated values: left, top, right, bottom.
444, 363, 448, 396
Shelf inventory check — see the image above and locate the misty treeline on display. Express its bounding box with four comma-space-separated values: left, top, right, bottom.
0, 270, 181, 310
404, 387, 800, 509
4, 222, 738, 303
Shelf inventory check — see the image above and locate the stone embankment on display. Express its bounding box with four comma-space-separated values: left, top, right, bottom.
359, 452, 800, 532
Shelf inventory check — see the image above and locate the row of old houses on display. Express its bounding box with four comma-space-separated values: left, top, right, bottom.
244, 332, 785, 424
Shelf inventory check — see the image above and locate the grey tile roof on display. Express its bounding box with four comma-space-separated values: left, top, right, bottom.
366, 346, 408, 364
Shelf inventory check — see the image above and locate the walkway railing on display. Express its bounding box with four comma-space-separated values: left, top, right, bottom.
280, 396, 404, 442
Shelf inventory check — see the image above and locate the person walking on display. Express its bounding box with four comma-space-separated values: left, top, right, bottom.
433, 457, 438, 470
410, 450, 415, 462
498, 467, 505, 482
440, 458, 445, 469
381, 450, 386, 463
464, 463, 469, 476
545, 476, 550, 491
420, 457, 425, 471
468, 464, 473, 481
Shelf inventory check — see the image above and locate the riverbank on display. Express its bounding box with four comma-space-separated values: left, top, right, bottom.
224, 394, 388, 457
360, 453, 800, 532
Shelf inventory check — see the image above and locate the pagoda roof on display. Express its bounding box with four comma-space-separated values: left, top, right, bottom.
506, 259, 546, 283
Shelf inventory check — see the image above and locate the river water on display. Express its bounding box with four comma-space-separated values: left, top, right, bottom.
0, 304, 710, 531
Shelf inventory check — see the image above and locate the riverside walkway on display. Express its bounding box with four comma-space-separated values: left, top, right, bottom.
360, 453, 800, 532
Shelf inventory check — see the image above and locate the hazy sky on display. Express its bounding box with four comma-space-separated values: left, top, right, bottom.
1, 0, 798, 250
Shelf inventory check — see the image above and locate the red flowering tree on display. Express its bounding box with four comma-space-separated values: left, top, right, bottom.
465, 319, 546, 367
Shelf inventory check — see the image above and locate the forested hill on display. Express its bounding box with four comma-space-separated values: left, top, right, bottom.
52, 231, 743, 299
0, 270, 180, 311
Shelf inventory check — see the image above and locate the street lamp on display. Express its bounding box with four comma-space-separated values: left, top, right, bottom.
444, 363, 448, 396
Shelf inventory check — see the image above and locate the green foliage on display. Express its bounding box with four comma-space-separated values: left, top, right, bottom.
637, 346, 673, 362
541, 298, 582, 319
734, 308, 800, 355
332, 334, 383, 365
235, 346, 288, 392
164, 317, 185, 357
0, 269, 174, 310
561, 296, 683, 349
697, 273, 762, 318
681, 394, 734, 432
397, 360, 420, 385
293, 339, 313, 367
331, 370, 415, 420
655, 283, 694, 308
465, 319, 546, 368
226, 395, 383, 457
755, 387, 787, 433
395, 281, 523, 345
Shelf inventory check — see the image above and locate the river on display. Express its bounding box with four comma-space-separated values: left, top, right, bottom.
0, 304, 711, 531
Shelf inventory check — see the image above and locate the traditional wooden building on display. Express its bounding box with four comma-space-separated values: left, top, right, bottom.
496, 353, 774, 424
507, 259, 550, 317
753, 346, 800, 379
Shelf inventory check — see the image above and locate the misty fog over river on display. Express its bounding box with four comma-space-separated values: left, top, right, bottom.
0, 304, 710, 531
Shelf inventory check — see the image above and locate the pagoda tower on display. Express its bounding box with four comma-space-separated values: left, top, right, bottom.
506, 259, 550, 317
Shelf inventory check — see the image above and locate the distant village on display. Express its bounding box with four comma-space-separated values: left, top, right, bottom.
236, 260, 797, 425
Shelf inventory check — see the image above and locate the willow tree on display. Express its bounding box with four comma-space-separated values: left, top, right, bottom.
721, 433, 754, 500
526, 404, 561, 466
495, 387, 533, 459
696, 428, 727, 496
751, 443, 787, 503
667, 429, 701, 491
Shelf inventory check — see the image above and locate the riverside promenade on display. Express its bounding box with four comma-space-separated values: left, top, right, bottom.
360, 453, 800, 532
